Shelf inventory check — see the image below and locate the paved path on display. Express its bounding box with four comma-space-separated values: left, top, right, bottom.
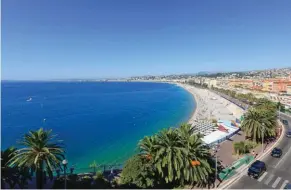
216, 131, 246, 166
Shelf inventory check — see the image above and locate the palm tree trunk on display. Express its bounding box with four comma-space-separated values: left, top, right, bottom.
36, 162, 44, 189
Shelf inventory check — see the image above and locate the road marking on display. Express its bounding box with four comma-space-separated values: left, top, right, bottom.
275, 143, 291, 168
258, 172, 268, 182
280, 180, 289, 189
272, 177, 282, 188
242, 169, 248, 176
264, 174, 274, 185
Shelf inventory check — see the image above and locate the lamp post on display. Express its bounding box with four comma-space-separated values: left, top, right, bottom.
212, 143, 220, 189
62, 159, 68, 189
261, 124, 265, 154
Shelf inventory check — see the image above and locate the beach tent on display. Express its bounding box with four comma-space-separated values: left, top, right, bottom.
202, 123, 239, 145
218, 120, 238, 129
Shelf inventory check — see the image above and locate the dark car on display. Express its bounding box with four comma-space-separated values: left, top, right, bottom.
284, 183, 291, 189
286, 129, 291, 138
271, 148, 282, 158
282, 120, 289, 126
248, 160, 266, 179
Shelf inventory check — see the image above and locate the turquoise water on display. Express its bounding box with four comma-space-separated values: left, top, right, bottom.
2, 82, 195, 172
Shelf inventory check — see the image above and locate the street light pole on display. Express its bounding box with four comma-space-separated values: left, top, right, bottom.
62, 159, 68, 190
213, 143, 219, 189
262, 124, 265, 154
215, 152, 218, 189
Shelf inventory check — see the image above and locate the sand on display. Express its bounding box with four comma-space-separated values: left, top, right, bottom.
176, 83, 245, 125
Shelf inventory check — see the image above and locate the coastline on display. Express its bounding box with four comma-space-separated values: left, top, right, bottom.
175, 83, 201, 124
175, 83, 244, 125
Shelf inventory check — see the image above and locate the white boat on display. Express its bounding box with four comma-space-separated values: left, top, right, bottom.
26, 97, 32, 102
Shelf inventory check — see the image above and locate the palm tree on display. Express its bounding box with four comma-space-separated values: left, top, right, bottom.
241, 108, 277, 142
89, 160, 98, 174
233, 141, 246, 155
17, 167, 32, 189
139, 129, 186, 185
9, 128, 65, 189
177, 124, 213, 185
139, 125, 213, 187
139, 135, 157, 160
255, 98, 277, 111
1, 147, 32, 189
153, 128, 187, 183
1, 147, 18, 188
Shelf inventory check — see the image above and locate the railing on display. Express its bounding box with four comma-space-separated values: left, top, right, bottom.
53, 163, 124, 177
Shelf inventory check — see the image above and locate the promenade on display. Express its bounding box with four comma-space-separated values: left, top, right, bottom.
177, 84, 248, 164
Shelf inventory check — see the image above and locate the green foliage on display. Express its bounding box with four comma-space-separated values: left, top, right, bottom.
136, 124, 214, 188
233, 141, 257, 155
1, 147, 32, 189
92, 172, 111, 189
8, 128, 65, 189
120, 155, 156, 188
1, 147, 19, 188
89, 160, 98, 173
254, 98, 277, 111
241, 107, 277, 142
211, 87, 260, 105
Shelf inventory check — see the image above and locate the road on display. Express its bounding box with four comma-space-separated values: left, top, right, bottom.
229, 113, 291, 189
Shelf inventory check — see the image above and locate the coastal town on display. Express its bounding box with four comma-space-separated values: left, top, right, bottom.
3, 0, 291, 188
2, 67, 291, 189
127, 67, 291, 109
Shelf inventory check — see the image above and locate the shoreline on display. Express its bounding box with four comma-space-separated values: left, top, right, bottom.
175, 83, 201, 124
175, 83, 244, 125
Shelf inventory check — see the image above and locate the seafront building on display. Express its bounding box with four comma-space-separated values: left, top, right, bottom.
187, 75, 291, 108
128, 67, 291, 107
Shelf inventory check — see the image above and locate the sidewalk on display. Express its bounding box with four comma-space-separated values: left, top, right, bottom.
215, 131, 246, 167
218, 155, 254, 181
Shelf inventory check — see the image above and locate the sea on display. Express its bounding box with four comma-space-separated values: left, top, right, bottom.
1, 81, 195, 172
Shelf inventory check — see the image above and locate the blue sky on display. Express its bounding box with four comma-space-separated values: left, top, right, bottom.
2, 0, 291, 80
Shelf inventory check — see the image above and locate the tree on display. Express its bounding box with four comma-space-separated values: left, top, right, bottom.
17, 167, 32, 189
138, 125, 214, 188
1, 147, 32, 189
177, 124, 213, 186
90, 160, 98, 174
120, 155, 156, 188
1, 147, 18, 188
9, 128, 65, 189
92, 172, 111, 189
151, 128, 187, 184
233, 141, 257, 155
241, 108, 277, 142
254, 98, 277, 111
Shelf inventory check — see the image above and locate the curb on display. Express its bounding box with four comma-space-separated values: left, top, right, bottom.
218, 119, 286, 189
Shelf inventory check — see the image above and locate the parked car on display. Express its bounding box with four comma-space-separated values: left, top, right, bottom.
282, 120, 289, 126
284, 183, 291, 189
271, 148, 282, 158
247, 160, 266, 179
286, 129, 291, 138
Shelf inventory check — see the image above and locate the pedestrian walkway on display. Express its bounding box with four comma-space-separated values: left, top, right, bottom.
218, 155, 254, 181
216, 130, 246, 166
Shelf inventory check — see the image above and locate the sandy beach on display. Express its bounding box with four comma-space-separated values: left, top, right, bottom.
176, 83, 244, 125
